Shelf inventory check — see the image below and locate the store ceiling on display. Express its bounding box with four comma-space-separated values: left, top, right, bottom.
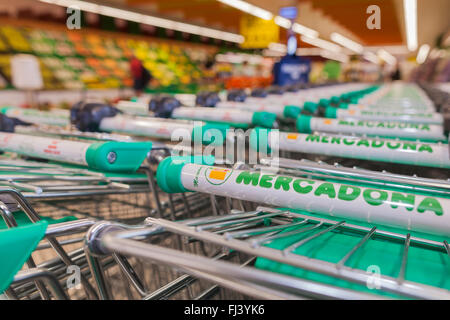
306, 0, 402, 45
7, 0, 447, 53
123, 0, 403, 45
121, 0, 449, 51
125, 0, 242, 32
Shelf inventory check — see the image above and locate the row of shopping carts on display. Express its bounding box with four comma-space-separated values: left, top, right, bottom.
0, 81, 449, 300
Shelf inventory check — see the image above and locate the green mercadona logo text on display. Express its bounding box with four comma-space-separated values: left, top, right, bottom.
360, 111, 434, 118
235, 171, 443, 216
304, 135, 433, 152
337, 120, 431, 131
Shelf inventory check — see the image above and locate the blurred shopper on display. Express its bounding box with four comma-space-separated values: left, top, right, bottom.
391, 62, 402, 81
130, 55, 152, 96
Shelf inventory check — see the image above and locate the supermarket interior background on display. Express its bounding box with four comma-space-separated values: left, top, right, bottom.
0, 0, 449, 302
0, 0, 448, 104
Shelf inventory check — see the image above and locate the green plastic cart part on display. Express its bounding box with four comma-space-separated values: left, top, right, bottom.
283, 106, 302, 119
303, 101, 319, 114
344, 92, 355, 98
0, 211, 77, 230
203, 122, 230, 136
330, 96, 341, 105
85, 141, 152, 173
340, 93, 350, 101
324, 107, 338, 119
217, 121, 249, 129
254, 208, 449, 298
192, 123, 230, 146
0, 221, 48, 294
249, 127, 271, 153
0, 106, 13, 114
318, 99, 330, 108
156, 155, 215, 193
251, 112, 277, 128
296, 115, 312, 133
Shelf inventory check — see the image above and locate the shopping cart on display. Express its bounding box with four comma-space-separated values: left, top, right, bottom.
77, 154, 449, 300
0, 147, 216, 222
0, 156, 215, 300
82, 206, 449, 299
3, 82, 449, 300
294, 83, 449, 142
3, 103, 230, 150
0, 185, 98, 300
0, 109, 219, 220
249, 128, 450, 174
0, 129, 217, 300
248, 83, 450, 173
114, 95, 279, 129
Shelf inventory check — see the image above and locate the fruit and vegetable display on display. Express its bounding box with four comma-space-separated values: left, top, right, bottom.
0, 25, 212, 91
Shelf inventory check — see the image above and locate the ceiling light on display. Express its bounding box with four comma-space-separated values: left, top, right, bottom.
273, 17, 319, 38
39, 0, 244, 43
292, 23, 319, 38
274, 16, 291, 29
217, 0, 273, 20
330, 32, 364, 54
364, 45, 409, 55
363, 51, 379, 64
377, 49, 397, 65
416, 44, 430, 64
268, 42, 287, 53
403, 0, 418, 51
301, 35, 341, 53
320, 50, 349, 63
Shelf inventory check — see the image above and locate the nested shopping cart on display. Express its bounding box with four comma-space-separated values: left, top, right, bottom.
0, 182, 247, 300
0, 130, 214, 300
0, 120, 216, 219
0, 218, 96, 300
0, 102, 230, 240
0, 155, 218, 300
2, 82, 449, 300
0, 183, 98, 300
82, 207, 449, 299
75, 155, 450, 300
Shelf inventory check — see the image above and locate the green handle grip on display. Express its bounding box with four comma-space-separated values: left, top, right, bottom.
249, 127, 271, 153
296, 115, 312, 133
192, 122, 230, 146
303, 101, 319, 114
85, 141, 152, 172
156, 155, 215, 193
325, 107, 337, 119
283, 106, 302, 119
251, 111, 277, 128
